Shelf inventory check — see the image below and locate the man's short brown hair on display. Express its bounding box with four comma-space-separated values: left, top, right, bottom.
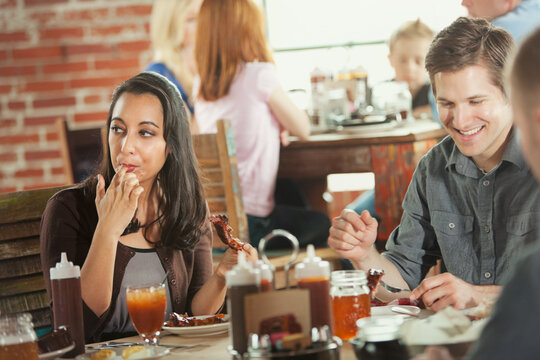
425, 17, 514, 97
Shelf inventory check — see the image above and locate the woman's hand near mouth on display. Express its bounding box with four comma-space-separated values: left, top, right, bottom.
95, 166, 144, 238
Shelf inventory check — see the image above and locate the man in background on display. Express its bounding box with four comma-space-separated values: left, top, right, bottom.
462, 0, 540, 44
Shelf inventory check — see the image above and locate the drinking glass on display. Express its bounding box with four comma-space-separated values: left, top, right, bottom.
126, 283, 167, 346
0, 313, 39, 360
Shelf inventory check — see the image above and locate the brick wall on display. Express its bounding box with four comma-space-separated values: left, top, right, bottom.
0, 0, 154, 193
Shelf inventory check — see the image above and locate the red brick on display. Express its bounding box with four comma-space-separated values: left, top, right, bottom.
42, 62, 88, 74
25, 150, 61, 161
40, 27, 84, 40
115, 5, 152, 17
15, 168, 44, 178
144, 23, 150, 34
84, 95, 101, 104
118, 41, 150, 53
0, 187, 17, 194
0, 119, 16, 128
63, 8, 108, 22
24, 182, 64, 191
91, 24, 137, 36
23, 81, 65, 92
8, 101, 25, 110
13, 46, 63, 60
0, 65, 37, 77
52, 167, 65, 175
0, 31, 29, 43
0, 153, 17, 162
24, 115, 62, 126
33, 97, 76, 108
70, 77, 118, 89
0, 134, 39, 144
30, 11, 56, 23
95, 58, 139, 71
1, 0, 17, 8
25, 0, 68, 6
0, 50, 7, 61
65, 44, 114, 56
46, 132, 59, 141
0, 85, 11, 94
74, 111, 108, 123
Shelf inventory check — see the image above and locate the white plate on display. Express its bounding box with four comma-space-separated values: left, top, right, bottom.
39, 342, 75, 359
162, 315, 229, 337
338, 121, 398, 134
76, 345, 170, 360
371, 305, 431, 319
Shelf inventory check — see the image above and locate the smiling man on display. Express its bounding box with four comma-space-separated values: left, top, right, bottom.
328, 17, 540, 311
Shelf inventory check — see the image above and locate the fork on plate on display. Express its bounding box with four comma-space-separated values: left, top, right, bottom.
379, 280, 411, 293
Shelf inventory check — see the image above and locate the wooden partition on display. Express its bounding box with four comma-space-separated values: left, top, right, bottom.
192, 119, 249, 247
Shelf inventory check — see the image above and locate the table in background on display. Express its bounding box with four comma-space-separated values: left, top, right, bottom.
278, 120, 446, 240
81, 333, 356, 359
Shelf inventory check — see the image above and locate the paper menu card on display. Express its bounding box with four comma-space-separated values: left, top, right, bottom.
244, 289, 311, 338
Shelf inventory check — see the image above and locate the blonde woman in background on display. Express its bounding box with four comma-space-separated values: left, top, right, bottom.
145, 0, 202, 121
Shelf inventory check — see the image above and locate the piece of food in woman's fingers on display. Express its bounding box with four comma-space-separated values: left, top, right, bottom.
209, 215, 247, 251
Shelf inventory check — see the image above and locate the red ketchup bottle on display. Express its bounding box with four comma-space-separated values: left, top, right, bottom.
226, 252, 260, 357
295, 244, 332, 333
50, 252, 85, 357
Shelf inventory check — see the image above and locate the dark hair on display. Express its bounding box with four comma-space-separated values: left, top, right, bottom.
425, 17, 514, 97
84, 72, 207, 250
510, 27, 540, 115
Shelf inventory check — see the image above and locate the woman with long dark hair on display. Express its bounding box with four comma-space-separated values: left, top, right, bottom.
40, 72, 256, 342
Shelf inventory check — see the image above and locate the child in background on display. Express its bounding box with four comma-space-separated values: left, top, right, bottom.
387, 18, 436, 120
348, 19, 437, 219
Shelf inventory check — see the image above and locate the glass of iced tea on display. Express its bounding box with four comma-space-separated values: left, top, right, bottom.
330, 270, 371, 340
126, 283, 167, 345
0, 313, 39, 360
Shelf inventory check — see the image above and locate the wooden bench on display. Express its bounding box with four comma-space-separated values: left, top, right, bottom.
57, 118, 106, 185
0, 186, 68, 333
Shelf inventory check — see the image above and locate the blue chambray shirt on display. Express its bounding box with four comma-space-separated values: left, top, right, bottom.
383, 128, 540, 289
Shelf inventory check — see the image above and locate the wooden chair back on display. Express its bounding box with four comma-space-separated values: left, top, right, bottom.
57, 118, 107, 184
192, 119, 249, 247
0, 186, 68, 332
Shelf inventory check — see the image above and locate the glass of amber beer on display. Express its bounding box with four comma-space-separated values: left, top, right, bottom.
126, 283, 167, 345
0, 313, 39, 360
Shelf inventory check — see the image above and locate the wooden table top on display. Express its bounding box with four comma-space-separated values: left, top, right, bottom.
81, 332, 357, 359
284, 120, 446, 147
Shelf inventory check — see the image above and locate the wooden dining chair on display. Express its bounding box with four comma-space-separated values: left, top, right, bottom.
192, 119, 249, 248
57, 118, 107, 184
0, 185, 68, 334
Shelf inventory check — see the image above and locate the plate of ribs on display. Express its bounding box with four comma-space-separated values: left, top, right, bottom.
162, 313, 229, 337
